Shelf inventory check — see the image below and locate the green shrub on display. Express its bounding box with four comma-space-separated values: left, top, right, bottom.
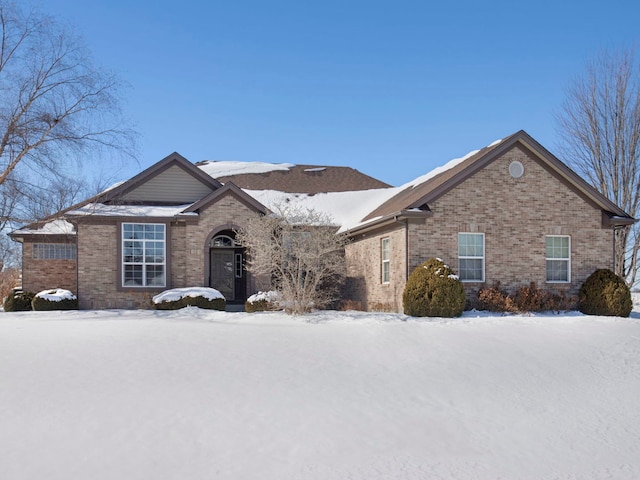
153, 295, 226, 310
245, 291, 280, 313
31, 289, 78, 311
578, 269, 632, 317
403, 258, 466, 317
152, 287, 226, 310
4, 289, 35, 312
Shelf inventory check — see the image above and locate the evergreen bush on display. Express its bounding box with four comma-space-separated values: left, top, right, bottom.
152, 287, 226, 311
403, 258, 466, 317
578, 269, 632, 317
153, 295, 226, 311
245, 291, 280, 313
31, 289, 78, 311
3, 289, 34, 312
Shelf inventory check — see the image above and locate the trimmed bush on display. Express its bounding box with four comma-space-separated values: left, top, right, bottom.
403, 258, 466, 317
578, 269, 632, 317
31, 289, 78, 311
245, 291, 280, 313
152, 287, 226, 311
4, 289, 35, 312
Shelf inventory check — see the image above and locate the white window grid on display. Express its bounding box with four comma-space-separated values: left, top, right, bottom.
381, 237, 390, 284
122, 223, 166, 287
458, 233, 485, 282
546, 235, 571, 283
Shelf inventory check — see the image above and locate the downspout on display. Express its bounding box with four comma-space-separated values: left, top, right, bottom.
612, 224, 625, 276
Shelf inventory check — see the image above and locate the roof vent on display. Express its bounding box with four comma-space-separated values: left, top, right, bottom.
509, 161, 524, 178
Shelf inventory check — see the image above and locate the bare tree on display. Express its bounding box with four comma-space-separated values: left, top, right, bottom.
235, 206, 348, 315
0, 1, 135, 264
556, 47, 640, 284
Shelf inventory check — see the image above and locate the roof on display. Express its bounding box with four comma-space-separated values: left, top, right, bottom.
357, 130, 634, 229
10, 131, 634, 240
196, 161, 391, 193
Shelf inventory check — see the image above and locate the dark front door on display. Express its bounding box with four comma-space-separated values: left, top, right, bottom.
210, 250, 235, 301
209, 232, 246, 304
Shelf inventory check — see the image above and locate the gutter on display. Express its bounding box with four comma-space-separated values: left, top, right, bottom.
345, 209, 432, 238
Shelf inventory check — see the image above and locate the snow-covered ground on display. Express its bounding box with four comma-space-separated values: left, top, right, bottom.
1, 307, 639, 480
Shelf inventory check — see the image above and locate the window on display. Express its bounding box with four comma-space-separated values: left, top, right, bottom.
381, 237, 390, 283
546, 236, 570, 282
122, 223, 166, 287
33, 243, 76, 260
458, 233, 484, 282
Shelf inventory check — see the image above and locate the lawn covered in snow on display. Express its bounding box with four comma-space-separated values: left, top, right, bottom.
1, 307, 639, 480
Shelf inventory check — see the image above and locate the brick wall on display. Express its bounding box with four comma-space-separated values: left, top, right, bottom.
180, 191, 263, 293
75, 192, 265, 309
344, 224, 407, 311
345, 145, 614, 312
21, 242, 77, 294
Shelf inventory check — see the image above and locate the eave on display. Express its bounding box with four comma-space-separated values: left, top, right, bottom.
345, 209, 433, 238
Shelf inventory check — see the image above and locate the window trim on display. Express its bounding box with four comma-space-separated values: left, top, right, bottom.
545, 235, 571, 283
458, 232, 485, 283
381, 237, 390, 284
120, 222, 167, 289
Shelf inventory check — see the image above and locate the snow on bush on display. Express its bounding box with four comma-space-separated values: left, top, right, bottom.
403, 258, 466, 317
245, 291, 281, 313
32, 289, 78, 311
152, 287, 226, 311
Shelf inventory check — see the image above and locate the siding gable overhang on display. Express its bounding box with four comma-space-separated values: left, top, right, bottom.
100, 152, 223, 205
358, 130, 634, 230
183, 182, 268, 215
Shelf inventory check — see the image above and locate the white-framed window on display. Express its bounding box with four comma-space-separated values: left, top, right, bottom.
458, 233, 484, 282
381, 237, 390, 284
33, 243, 76, 260
546, 235, 570, 283
122, 223, 166, 287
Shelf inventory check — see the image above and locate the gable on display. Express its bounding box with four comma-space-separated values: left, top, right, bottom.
119, 164, 216, 204
101, 152, 222, 205
357, 131, 633, 229
184, 182, 268, 215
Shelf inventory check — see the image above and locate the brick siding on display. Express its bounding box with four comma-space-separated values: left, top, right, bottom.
21, 242, 77, 294
74, 192, 265, 309
345, 145, 614, 312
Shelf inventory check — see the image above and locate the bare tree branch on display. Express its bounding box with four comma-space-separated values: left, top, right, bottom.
0, 1, 137, 262
556, 47, 640, 284
235, 206, 348, 315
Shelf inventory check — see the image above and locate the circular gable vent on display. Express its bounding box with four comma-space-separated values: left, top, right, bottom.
509, 161, 524, 178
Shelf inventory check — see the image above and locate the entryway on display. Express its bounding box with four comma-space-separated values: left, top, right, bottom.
209, 230, 246, 306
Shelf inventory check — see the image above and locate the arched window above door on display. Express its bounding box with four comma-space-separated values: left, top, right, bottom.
211, 235, 236, 248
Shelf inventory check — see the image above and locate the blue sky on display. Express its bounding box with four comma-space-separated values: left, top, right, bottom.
44, 0, 640, 186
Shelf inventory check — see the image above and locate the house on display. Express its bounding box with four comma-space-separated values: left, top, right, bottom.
10, 130, 634, 311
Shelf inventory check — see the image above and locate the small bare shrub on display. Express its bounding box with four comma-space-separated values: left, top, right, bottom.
513, 282, 548, 312
477, 282, 516, 312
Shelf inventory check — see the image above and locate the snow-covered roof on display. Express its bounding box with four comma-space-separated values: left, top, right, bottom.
196, 161, 294, 178
17, 219, 76, 235
67, 204, 197, 218
246, 187, 402, 232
